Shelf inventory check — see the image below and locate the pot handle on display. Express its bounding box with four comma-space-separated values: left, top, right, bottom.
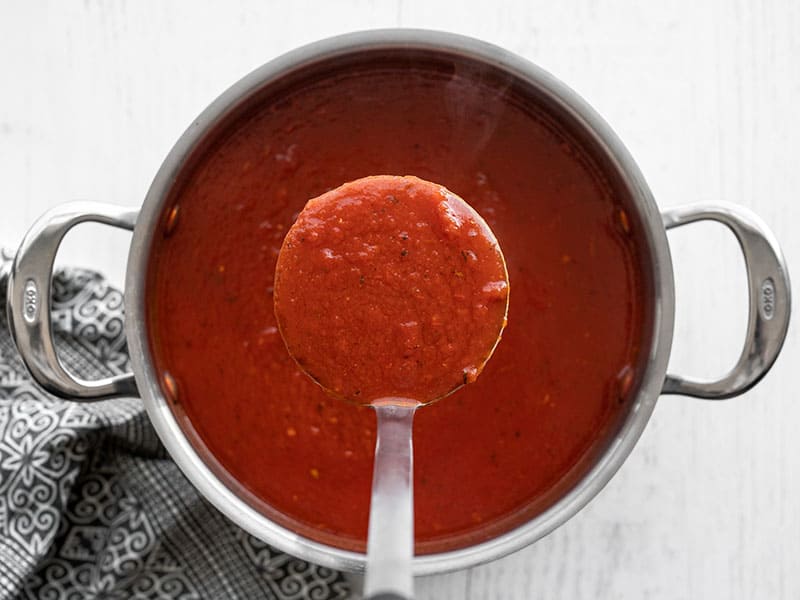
6, 202, 139, 400
661, 203, 791, 399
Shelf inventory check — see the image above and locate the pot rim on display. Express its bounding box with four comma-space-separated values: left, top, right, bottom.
124, 28, 675, 575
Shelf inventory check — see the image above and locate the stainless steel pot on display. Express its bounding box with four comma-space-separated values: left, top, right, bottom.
3, 30, 791, 575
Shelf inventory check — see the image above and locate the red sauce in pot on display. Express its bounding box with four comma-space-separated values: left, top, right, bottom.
147, 55, 650, 554
274, 175, 509, 404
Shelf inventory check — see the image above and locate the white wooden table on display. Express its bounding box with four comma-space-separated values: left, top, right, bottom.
2, 2, 798, 598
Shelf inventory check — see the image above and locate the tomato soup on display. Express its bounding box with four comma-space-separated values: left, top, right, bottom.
147, 52, 651, 554
274, 175, 509, 404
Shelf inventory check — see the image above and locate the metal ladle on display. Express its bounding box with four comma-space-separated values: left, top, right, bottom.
273, 176, 509, 600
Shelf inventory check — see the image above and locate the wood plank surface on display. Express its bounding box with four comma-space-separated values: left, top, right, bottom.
1, 2, 798, 598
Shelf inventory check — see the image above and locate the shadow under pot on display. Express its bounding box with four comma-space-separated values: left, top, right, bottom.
4, 29, 790, 577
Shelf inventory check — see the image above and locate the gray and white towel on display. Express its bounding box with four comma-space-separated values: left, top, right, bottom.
0, 257, 351, 599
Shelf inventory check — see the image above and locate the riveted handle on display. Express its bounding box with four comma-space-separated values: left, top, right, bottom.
662, 203, 790, 399
6, 202, 139, 400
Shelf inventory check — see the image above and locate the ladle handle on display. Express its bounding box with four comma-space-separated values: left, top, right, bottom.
363, 403, 416, 600
5, 202, 139, 400
662, 203, 790, 398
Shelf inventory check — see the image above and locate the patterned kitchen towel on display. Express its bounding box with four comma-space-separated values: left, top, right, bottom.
0, 257, 351, 600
